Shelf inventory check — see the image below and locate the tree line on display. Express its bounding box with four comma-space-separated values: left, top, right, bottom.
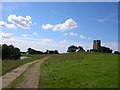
67, 45, 120, 54
1, 44, 59, 60
1, 44, 120, 60
27, 48, 59, 54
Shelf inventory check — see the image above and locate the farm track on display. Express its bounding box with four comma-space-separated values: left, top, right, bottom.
2, 57, 48, 88
17, 57, 47, 88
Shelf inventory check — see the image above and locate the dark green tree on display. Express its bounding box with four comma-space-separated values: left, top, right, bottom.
77, 46, 85, 52
67, 45, 78, 52
2, 44, 21, 60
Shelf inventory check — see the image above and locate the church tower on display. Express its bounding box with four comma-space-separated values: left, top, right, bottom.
93, 40, 101, 50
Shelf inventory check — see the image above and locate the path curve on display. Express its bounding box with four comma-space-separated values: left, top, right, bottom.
2, 57, 48, 88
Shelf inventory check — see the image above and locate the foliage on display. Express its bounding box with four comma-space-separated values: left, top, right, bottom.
27, 48, 59, 54
114, 51, 120, 54
2, 44, 21, 60
44, 50, 59, 54
67, 45, 85, 52
100, 46, 112, 53
77, 46, 85, 52
27, 48, 43, 54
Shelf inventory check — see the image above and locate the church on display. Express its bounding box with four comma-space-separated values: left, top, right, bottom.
90, 40, 112, 53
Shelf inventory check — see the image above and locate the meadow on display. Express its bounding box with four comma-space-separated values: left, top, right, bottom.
2, 54, 46, 75
39, 52, 118, 88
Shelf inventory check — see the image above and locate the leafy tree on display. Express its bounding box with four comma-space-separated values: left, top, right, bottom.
67, 45, 78, 52
2, 44, 21, 60
100, 46, 112, 53
54, 50, 59, 54
114, 51, 120, 54
77, 46, 85, 52
27, 48, 43, 54
44, 50, 59, 54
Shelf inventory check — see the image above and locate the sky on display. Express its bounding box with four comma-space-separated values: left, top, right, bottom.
0, 2, 118, 53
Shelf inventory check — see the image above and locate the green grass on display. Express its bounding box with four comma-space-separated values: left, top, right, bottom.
39, 52, 118, 88
7, 71, 25, 88
2, 54, 47, 75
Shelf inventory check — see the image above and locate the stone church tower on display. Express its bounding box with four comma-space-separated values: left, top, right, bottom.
93, 40, 101, 50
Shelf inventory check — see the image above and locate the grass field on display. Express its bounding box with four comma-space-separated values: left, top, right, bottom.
2, 54, 46, 75
40, 52, 118, 88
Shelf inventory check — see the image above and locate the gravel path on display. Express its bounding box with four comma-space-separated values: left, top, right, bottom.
2, 57, 48, 88
17, 58, 46, 88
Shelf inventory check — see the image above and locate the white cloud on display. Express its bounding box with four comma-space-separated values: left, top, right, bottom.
97, 13, 117, 23
0, 31, 13, 39
42, 39, 52, 43
97, 19, 104, 23
80, 35, 87, 39
22, 34, 28, 37
88, 37, 91, 40
60, 39, 67, 44
64, 33, 68, 36
80, 35, 92, 40
8, 14, 32, 29
64, 32, 77, 36
42, 18, 77, 32
69, 32, 77, 36
33, 32, 37, 36
42, 24, 53, 30
34, 22, 37, 25
0, 21, 17, 29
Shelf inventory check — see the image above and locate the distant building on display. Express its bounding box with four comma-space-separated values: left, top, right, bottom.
93, 40, 101, 50
90, 40, 112, 53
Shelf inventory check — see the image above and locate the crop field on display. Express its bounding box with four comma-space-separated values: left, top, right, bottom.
2, 54, 46, 75
40, 52, 118, 88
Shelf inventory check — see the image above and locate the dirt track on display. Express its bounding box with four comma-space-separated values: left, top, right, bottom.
2, 57, 48, 88
17, 58, 46, 88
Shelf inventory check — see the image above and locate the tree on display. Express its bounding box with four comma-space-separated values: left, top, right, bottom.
0, 45, 1, 59
77, 46, 85, 52
67, 45, 78, 52
114, 51, 120, 54
2, 44, 21, 60
27, 48, 43, 54
100, 46, 112, 53
54, 50, 59, 54
44, 50, 59, 54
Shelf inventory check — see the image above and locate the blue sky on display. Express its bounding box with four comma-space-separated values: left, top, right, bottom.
0, 2, 118, 53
